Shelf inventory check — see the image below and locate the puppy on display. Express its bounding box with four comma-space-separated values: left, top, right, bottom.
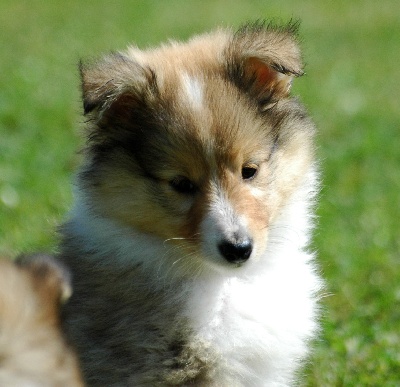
0, 254, 83, 386
60, 21, 322, 386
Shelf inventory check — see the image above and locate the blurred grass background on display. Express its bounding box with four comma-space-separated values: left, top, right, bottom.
0, 0, 399, 385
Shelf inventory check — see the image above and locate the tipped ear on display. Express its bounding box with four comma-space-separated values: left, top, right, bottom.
226, 21, 304, 109
80, 53, 157, 117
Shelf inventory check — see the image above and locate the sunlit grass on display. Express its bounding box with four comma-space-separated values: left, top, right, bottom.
1, 1, 399, 384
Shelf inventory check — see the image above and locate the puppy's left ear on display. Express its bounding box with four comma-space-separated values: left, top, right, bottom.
226, 21, 304, 109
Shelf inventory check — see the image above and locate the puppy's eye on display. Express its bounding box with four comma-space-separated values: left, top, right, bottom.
241, 164, 258, 180
169, 176, 197, 195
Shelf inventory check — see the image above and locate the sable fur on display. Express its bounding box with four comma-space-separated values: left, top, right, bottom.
60, 21, 322, 386
0, 255, 83, 386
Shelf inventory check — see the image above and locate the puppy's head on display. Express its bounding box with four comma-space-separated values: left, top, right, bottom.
79, 21, 315, 273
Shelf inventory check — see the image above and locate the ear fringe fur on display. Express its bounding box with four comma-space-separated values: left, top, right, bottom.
225, 20, 304, 106
79, 54, 157, 116
232, 19, 303, 76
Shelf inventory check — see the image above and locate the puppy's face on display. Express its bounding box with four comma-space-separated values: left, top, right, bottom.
80, 22, 315, 272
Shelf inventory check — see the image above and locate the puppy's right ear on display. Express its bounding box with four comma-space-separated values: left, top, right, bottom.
80, 54, 157, 118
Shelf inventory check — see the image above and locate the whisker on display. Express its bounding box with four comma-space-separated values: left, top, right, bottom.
163, 237, 187, 244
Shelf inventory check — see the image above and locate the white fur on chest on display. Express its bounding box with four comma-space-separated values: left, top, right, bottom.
182, 248, 318, 385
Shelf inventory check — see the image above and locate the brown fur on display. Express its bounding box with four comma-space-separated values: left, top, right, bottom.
0, 255, 83, 386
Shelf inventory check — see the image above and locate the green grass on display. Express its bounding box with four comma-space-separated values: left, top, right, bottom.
1, 1, 399, 385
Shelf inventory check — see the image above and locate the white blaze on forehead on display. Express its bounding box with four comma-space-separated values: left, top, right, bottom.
181, 73, 204, 110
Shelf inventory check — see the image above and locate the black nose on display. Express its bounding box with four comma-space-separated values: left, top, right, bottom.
218, 239, 253, 264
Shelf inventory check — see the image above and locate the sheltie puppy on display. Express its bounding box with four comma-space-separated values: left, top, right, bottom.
60, 21, 322, 386
0, 254, 83, 386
